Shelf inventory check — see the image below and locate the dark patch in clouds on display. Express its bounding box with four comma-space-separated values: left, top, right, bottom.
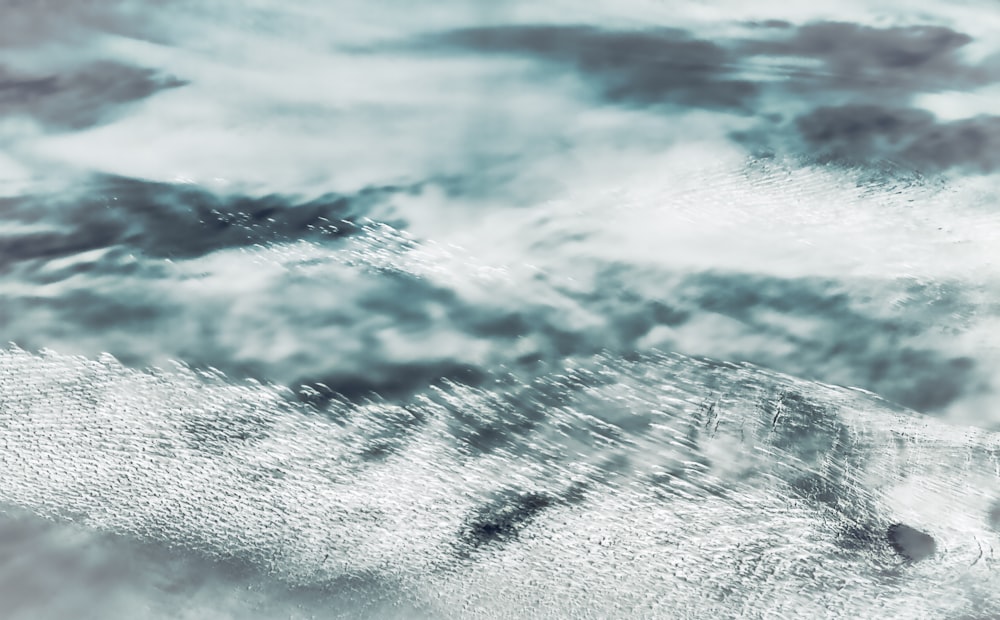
0, 0, 166, 47
797, 105, 1000, 172
747, 20, 793, 30
420, 25, 758, 111
1, 167, 986, 412
285, 268, 987, 412
744, 22, 996, 99
0, 176, 407, 269
300, 361, 487, 405
416, 21, 1000, 115
730, 21, 1000, 172
0, 61, 186, 131
413, 20, 1000, 175
0, 199, 986, 412
667, 271, 981, 413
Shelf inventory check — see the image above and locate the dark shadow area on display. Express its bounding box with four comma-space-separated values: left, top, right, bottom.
988, 502, 1000, 531
459, 490, 556, 551
0, 61, 186, 130
741, 22, 998, 99
797, 105, 1000, 173
0, 175, 411, 268
300, 361, 487, 405
666, 271, 982, 413
415, 25, 758, 111
0, 0, 155, 48
733, 21, 1000, 172
887, 523, 937, 561
1, 257, 983, 417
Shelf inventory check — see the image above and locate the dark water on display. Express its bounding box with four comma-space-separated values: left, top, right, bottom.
2, 1, 1000, 618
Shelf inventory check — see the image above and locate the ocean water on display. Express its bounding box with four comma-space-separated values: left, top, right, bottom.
2, 1, 1000, 618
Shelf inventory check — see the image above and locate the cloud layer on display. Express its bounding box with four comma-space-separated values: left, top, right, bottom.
0, 62, 185, 131
422, 25, 759, 111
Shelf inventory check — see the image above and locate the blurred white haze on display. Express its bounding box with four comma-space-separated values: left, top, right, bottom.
1, 0, 1000, 618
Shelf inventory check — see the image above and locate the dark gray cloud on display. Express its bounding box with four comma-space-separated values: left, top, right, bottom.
0, 245, 987, 414
0, 0, 168, 47
2, 176, 987, 413
796, 105, 1000, 172
0, 61, 186, 131
666, 271, 982, 413
743, 22, 999, 99
303, 267, 987, 412
0, 176, 410, 269
729, 22, 1000, 171
747, 20, 793, 30
416, 22, 1000, 116
418, 25, 759, 111
0, 262, 486, 390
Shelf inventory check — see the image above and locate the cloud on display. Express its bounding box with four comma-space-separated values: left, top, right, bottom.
2, 226, 986, 414
414, 21, 1000, 116
0, 493, 419, 619
402, 20, 1000, 173
900, 115, 1000, 173
0, 0, 170, 48
0, 175, 407, 266
796, 104, 1000, 172
744, 22, 998, 99
0, 158, 996, 426
660, 270, 984, 413
417, 25, 759, 111
0, 61, 186, 131
721, 22, 1000, 171
747, 20, 794, 30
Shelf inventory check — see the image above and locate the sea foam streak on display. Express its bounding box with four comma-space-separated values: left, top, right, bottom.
1, 345, 997, 618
